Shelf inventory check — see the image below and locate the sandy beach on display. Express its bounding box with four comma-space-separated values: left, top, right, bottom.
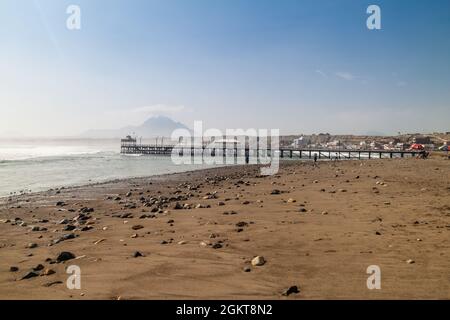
0, 157, 449, 300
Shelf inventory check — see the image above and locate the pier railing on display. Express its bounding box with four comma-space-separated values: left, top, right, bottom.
120, 143, 423, 160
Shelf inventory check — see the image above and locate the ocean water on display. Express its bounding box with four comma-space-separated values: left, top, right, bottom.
0, 139, 223, 198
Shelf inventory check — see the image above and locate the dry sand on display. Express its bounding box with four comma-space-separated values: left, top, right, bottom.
0, 157, 449, 299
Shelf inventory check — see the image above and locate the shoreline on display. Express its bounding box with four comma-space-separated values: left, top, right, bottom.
0, 157, 449, 299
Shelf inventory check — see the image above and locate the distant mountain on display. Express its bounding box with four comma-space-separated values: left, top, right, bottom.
81, 116, 190, 138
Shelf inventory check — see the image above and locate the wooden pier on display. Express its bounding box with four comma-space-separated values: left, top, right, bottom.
120, 137, 423, 161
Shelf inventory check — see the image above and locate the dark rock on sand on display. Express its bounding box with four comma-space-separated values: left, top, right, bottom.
56, 251, 76, 263
282, 285, 300, 296
21, 271, 40, 280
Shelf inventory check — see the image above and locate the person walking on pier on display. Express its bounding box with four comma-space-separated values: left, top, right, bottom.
313, 153, 318, 167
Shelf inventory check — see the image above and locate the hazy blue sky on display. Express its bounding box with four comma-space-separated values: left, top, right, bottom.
1, 0, 449, 136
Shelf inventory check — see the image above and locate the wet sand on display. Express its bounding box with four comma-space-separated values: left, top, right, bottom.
0, 157, 449, 299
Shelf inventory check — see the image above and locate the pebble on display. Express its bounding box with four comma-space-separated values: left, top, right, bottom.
33, 264, 45, 271
27, 242, 38, 249
243, 266, 251, 272
133, 251, 143, 258
41, 268, 56, 276
9, 266, 19, 272
282, 286, 300, 296
21, 271, 39, 280
56, 251, 76, 263
132, 225, 144, 230
406, 259, 415, 264
251, 256, 266, 266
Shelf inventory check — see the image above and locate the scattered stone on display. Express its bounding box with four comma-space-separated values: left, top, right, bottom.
43, 281, 63, 287
63, 225, 76, 231
178, 240, 187, 245
287, 198, 296, 203
243, 266, 251, 272
236, 221, 249, 228
56, 201, 66, 207
9, 266, 19, 272
79, 207, 94, 213
33, 264, 45, 271
41, 268, 56, 276
56, 251, 76, 263
173, 202, 183, 210
251, 256, 266, 266
271, 189, 281, 195
299, 208, 307, 213
133, 251, 143, 258
27, 242, 38, 249
132, 225, 144, 230
406, 259, 415, 264
212, 243, 223, 249
282, 286, 300, 296
21, 271, 39, 280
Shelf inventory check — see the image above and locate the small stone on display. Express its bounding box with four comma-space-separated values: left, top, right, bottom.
406, 259, 415, 264
33, 264, 45, 271
58, 219, 69, 225
287, 198, 296, 203
9, 266, 19, 272
21, 271, 39, 280
236, 221, 248, 228
299, 208, 307, 213
131, 225, 144, 230
133, 251, 143, 258
218, 201, 225, 206
282, 285, 300, 296
212, 243, 223, 249
27, 242, 38, 249
243, 266, 251, 273
56, 251, 76, 263
251, 256, 266, 266
41, 268, 56, 276
177, 240, 187, 245
173, 202, 183, 210
271, 189, 281, 195
63, 225, 76, 231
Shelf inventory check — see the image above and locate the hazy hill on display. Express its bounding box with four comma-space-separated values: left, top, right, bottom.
81, 116, 190, 138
